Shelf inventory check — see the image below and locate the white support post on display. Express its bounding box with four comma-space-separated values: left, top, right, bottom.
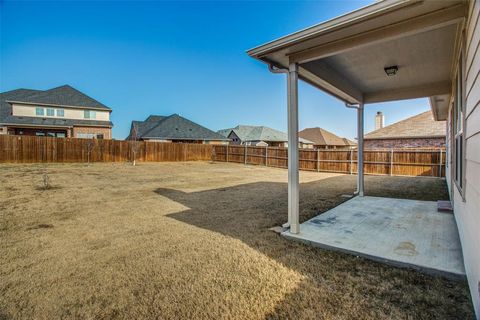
357, 103, 365, 197
286, 63, 300, 234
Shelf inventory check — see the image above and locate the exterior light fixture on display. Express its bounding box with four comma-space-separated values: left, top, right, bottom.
384, 65, 398, 76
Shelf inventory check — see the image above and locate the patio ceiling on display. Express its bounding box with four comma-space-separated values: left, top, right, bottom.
247, 0, 468, 120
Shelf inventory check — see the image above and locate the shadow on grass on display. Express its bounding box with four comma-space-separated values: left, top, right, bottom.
156, 174, 472, 319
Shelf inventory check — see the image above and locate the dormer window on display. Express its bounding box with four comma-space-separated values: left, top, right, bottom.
56, 109, 64, 117
35, 107, 44, 116
46, 108, 55, 117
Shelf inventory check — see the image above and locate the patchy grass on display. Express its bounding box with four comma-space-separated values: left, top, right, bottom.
0, 162, 474, 319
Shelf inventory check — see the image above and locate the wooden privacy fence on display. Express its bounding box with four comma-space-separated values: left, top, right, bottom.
0, 135, 446, 177
212, 145, 446, 177
0, 135, 213, 163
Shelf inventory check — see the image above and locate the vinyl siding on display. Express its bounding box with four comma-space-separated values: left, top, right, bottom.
11, 103, 111, 121
453, 0, 480, 316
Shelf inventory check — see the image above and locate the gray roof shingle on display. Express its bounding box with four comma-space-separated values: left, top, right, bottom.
4, 85, 110, 110
218, 125, 314, 144
128, 114, 228, 141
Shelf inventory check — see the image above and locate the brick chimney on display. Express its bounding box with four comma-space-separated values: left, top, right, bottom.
375, 111, 385, 130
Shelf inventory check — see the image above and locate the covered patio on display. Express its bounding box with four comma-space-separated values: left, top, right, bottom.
248, 0, 467, 274
283, 196, 465, 278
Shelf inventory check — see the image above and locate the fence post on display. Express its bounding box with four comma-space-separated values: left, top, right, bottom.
226, 145, 229, 163
439, 149, 443, 177
244, 144, 247, 165
349, 149, 353, 174
265, 146, 268, 166
317, 149, 320, 172
390, 149, 394, 176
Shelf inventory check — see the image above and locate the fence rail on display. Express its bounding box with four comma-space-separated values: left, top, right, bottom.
0, 135, 214, 163
212, 145, 446, 177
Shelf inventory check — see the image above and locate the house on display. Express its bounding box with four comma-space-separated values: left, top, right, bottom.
0, 85, 113, 138
127, 114, 229, 144
247, 0, 480, 315
364, 111, 446, 148
217, 125, 314, 148
299, 127, 356, 149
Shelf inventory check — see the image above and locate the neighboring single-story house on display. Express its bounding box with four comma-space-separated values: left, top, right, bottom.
299, 127, 356, 149
217, 125, 314, 148
0, 85, 113, 139
247, 0, 479, 315
364, 110, 446, 148
127, 114, 229, 144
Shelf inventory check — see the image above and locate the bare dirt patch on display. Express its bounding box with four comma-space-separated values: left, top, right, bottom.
0, 162, 473, 319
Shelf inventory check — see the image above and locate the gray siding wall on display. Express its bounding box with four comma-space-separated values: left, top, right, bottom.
451, 0, 480, 316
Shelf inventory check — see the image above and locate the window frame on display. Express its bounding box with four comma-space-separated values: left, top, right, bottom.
453, 51, 466, 199
35, 107, 45, 116
84, 110, 97, 119
56, 109, 65, 117
46, 108, 55, 117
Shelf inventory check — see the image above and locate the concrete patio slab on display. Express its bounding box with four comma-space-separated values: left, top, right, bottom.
282, 196, 465, 279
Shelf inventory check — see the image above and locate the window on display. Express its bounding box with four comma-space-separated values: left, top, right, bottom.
46, 108, 55, 117
84, 110, 96, 119
96, 134, 104, 139
453, 54, 465, 192
35, 107, 44, 116
56, 109, 65, 117
76, 133, 96, 139
56, 132, 66, 138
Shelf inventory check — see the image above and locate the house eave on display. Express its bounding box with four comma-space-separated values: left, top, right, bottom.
246, 0, 414, 58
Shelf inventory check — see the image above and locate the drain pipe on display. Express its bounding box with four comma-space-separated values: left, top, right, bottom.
268, 64, 289, 74
345, 102, 365, 197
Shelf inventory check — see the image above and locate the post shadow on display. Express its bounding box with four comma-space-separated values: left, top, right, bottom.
154, 175, 467, 319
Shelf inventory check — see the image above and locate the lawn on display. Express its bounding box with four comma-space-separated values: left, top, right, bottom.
0, 161, 474, 319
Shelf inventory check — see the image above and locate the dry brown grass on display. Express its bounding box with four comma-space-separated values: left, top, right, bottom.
0, 162, 474, 319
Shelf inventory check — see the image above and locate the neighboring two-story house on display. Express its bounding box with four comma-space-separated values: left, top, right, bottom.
0, 85, 113, 139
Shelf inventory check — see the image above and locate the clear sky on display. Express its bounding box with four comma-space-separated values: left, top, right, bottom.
0, 0, 430, 140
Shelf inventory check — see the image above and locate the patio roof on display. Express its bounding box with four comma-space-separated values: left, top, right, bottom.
247, 0, 467, 120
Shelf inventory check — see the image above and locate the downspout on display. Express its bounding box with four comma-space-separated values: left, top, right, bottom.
268, 63, 300, 233
268, 64, 288, 74
345, 102, 365, 196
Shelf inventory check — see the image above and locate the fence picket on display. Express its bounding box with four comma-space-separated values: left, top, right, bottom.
212, 145, 445, 178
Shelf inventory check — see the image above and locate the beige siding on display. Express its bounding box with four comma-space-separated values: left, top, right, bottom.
11, 104, 110, 121
453, 0, 480, 316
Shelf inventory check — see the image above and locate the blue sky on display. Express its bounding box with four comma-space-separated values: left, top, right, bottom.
0, 0, 430, 140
